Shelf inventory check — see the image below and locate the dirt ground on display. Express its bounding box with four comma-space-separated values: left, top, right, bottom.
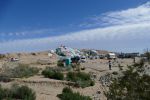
0, 52, 139, 100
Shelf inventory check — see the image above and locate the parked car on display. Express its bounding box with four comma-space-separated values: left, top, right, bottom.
98, 55, 105, 59
80, 56, 86, 63
10, 58, 19, 62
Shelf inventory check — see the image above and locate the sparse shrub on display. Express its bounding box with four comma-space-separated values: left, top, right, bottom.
31, 52, 36, 56
67, 72, 90, 81
0, 54, 5, 59
66, 72, 76, 81
11, 64, 39, 78
71, 63, 81, 72
11, 84, 36, 100
66, 72, 95, 88
57, 60, 64, 67
57, 87, 92, 100
0, 63, 39, 79
90, 80, 95, 86
81, 67, 85, 70
106, 60, 150, 100
62, 87, 73, 93
42, 67, 64, 80
0, 85, 4, 99
42, 68, 53, 78
112, 71, 118, 75
53, 72, 64, 80
0, 84, 36, 100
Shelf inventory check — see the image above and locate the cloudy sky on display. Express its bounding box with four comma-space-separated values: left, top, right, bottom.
0, 0, 150, 53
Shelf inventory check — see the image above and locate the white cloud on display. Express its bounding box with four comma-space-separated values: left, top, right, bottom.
102, 2, 150, 25
80, 2, 150, 27
0, 29, 54, 38
0, 22, 150, 53
1, 2, 150, 53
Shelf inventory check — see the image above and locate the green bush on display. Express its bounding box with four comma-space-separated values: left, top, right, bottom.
0, 54, 5, 59
57, 87, 92, 100
0, 64, 39, 80
67, 72, 95, 88
0, 85, 4, 100
12, 85, 36, 100
31, 52, 36, 56
57, 60, 64, 67
90, 80, 95, 86
62, 87, 73, 93
12, 64, 39, 78
42, 67, 64, 80
106, 60, 150, 100
0, 84, 36, 100
67, 72, 90, 81
112, 71, 118, 75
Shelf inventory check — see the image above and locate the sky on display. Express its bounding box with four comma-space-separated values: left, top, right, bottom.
0, 0, 150, 53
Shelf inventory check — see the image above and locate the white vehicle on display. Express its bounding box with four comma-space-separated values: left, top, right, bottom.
80, 56, 86, 63
48, 53, 53, 57
11, 58, 19, 62
107, 53, 116, 59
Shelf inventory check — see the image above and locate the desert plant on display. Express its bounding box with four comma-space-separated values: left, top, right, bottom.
0, 54, 5, 59
112, 71, 118, 75
31, 52, 36, 56
42, 67, 64, 80
66, 72, 95, 88
71, 62, 81, 72
11, 84, 36, 100
106, 60, 150, 100
11, 64, 39, 78
62, 87, 73, 93
57, 60, 64, 67
90, 80, 95, 86
0, 85, 5, 100
0, 84, 36, 100
0, 63, 39, 79
57, 87, 92, 100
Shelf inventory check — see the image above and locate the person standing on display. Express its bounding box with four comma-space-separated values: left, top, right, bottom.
108, 60, 112, 70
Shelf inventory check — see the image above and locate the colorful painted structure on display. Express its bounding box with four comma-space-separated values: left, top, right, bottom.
56, 45, 82, 66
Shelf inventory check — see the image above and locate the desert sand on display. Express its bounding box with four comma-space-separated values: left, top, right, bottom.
0, 51, 138, 100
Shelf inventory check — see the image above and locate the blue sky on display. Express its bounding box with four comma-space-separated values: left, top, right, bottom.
0, 0, 150, 53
